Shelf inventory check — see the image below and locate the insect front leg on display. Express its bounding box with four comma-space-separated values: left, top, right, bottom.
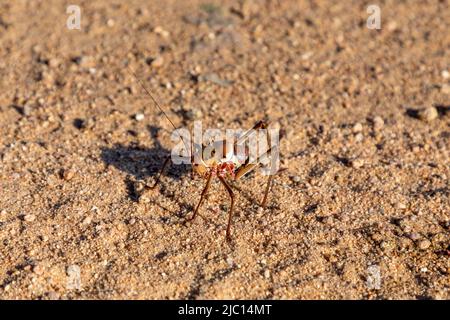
187, 171, 213, 222
218, 176, 235, 241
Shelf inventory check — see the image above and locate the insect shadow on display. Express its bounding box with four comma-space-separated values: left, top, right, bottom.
100, 125, 191, 203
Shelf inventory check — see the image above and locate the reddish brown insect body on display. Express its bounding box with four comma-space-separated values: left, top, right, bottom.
147, 121, 275, 241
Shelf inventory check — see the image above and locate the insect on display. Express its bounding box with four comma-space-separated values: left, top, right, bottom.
128, 67, 278, 241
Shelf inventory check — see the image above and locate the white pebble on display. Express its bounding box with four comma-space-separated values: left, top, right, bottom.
396, 203, 407, 209
135, 113, 145, 121
82, 216, 92, 225
352, 122, 363, 133
66, 265, 81, 290
355, 133, 364, 142
23, 214, 36, 222
418, 107, 438, 122
418, 239, 431, 250
373, 116, 384, 130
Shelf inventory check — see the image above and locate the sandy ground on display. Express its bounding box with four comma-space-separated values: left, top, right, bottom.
0, 0, 449, 300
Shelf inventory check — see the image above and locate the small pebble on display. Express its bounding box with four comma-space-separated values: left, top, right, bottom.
201, 73, 232, 87
418, 106, 438, 122
373, 116, 384, 130
401, 225, 413, 234
399, 238, 412, 250
185, 108, 203, 120
32, 45, 42, 54
432, 233, 446, 245
409, 232, 421, 240
74, 118, 95, 130
371, 233, 383, 242
352, 122, 363, 133
66, 264, 81, 290
62, 169, 75, 181
355, 133, 364, 142
23, 214, 36, 222
366, 265, 381, 289
153, 26, 170, 37
301, 51, 313, 60
387, 21, 398, 31
33, 264, 43, 275
323, 216, 333, 225
139, 193, 151, 204
290, 175, 301, 183
82, 216, 92, 225
264, 269, 271, 278
49, 58, 60, 68
67, 265, 80, 274
396, 202, 407, 210
441, 70, 450, 79
380, 240, 395, 252
418, 239, 431, 250
351, 158, 364, 169
22, 104, 33, 116
134, 113, 145, 121
150, 56, 164, 68
74, 55, 95, 68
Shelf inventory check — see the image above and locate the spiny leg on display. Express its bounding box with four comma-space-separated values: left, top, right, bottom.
218, 176, 235, 241
187, 171, 213, 222
145, 155, 171, 190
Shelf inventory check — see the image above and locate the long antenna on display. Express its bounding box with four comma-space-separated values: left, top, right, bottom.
125, 65, 178, 132
125, 64, 192, 160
